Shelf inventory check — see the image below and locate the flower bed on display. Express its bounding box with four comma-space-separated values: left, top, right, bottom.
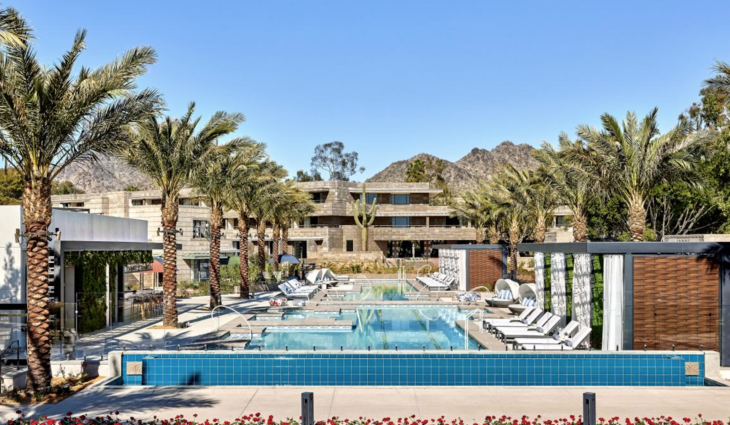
6, 413, 729, 425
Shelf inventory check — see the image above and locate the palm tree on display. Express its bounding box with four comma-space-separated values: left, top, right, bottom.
570, 109, 711, 241
0, 6, 30, 48
704, 60, 730, 102
534, 135, 593, 242
489, 166, 535, 279
120, 104, 243, 326
272, 187, 315, 273
450, 190, 490, 243
191, 138, 255, 308
227, 150, 275, 298
0, 25, 158, 392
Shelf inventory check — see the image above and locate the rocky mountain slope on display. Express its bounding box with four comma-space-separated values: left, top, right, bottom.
55, 155, 155, 193
366, 141, 538, 193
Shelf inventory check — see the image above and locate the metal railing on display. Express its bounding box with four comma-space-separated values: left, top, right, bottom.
0, 340, 21, 376
211, 306, 253, 341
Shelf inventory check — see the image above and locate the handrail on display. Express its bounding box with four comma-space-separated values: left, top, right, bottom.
416, 264, 432, 279
0, 340, 21, 376
210, 305, 253, 341
321, 281, 340, 304
463, 310, 480, 351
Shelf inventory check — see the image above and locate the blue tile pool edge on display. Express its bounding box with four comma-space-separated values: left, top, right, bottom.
109, 350, 708, 387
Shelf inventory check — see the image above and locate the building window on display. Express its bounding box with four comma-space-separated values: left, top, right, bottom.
555, 215, 571, 228
131, 199, 144, 206
392, 217, 410, 228
192, 220, 209, 238
365, 193, 378, 204
180, 198, 200, 206
391, 194, 410, 205
151, 199, 162, 205
346, 240, 354, 252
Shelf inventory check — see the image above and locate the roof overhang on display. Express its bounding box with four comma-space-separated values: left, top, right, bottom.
348, 188, 442, 194
58, 241, 166, 252
517, 241, 730, 255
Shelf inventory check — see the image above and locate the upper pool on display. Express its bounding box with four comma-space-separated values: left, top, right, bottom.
241, 306, 482, 351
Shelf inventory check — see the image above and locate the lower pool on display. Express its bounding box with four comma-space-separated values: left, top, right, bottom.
242, 306, 482, 351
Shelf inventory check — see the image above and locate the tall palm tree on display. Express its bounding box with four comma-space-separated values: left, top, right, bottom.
272, 186, 315, 272
570, 109, 711, 241
450, 190, 490, 243
227, 148, 274, 298
0, 25, 158, 392
704, 60, 730, 102
120, 104, 243, 326
252, 180, 289, 276
489, 166, 535, 279
534, 135, 594, 242
191, 138, 254, 308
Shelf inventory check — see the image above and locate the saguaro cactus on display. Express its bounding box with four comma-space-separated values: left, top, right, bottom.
352, 185, 378, 251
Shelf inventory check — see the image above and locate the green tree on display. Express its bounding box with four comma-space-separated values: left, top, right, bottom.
311, 141, 364, 181
406, 159, 427, 182
569, 109, 712, 241
450, 189, 490, 243
0, 168, 23, 204
0, 22, 158, 392
124, 184, 141, 192
191, 137, 255, 308
294, 170, 322, 182
227, 148, 276, 298
52, 181, 84, 195
533, 135, 594, 242
119, 103, 240, 327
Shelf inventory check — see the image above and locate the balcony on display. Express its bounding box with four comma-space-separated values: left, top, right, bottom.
345, 204, 452, 217
371, 225, 476, 241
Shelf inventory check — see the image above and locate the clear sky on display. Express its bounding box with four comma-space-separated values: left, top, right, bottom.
10, 1, 730, 180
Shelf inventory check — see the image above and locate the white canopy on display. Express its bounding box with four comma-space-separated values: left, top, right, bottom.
494, 278, 520, 299
517, 283, 537, 302
305, 268, 338, 285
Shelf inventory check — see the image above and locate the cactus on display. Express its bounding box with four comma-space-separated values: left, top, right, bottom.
352, 185, 378, 251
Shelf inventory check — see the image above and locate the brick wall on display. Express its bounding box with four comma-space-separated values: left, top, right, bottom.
468, 249, 504, 290
633, 255, 720, 351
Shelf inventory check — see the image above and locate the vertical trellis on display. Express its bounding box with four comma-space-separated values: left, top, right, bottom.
591, 254, 605, 349
544, 253, 552, 311
566, 254, 574, 324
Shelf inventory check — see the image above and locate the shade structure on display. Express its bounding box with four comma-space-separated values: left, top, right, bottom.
269, 254, 300, 264
139, 257, 164, 273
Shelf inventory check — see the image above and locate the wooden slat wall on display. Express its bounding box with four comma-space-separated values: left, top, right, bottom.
468, 250, 504, 291
633, 256, 720, 351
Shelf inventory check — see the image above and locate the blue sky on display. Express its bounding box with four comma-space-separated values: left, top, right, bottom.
12, 1, 730, 180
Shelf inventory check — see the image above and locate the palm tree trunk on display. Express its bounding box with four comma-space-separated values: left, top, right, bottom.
509, 219, 520, 280
208, 203, 222, 309
475, 227, 485, 244
257, 219, 266, 280
272, 223, 280, 273
237, 213, 250, 298
281, 226, 289, 255
22, 179, 52, 393
572, 209, 588, 242
627, 193, 646, 242
161, 196, 179, 328
488, 224, 499, 244
534, 212, 547, 243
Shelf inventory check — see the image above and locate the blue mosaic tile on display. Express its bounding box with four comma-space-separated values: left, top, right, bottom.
119, 352, 704, 387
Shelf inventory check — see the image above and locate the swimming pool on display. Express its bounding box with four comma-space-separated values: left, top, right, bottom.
241, 306, 483, 351
331, 281, 419, 301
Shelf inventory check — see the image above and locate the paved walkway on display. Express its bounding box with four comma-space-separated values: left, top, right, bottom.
3, 386, 729, 422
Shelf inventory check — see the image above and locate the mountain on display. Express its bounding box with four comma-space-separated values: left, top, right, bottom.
55, 155, 155, 193
366, 141, 538, 193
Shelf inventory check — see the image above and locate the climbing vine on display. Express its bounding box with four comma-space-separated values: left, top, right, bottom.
65, 251, 153, 334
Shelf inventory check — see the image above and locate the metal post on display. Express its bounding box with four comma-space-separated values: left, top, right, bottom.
302, 392, 314, 425
583, 392, 596, 425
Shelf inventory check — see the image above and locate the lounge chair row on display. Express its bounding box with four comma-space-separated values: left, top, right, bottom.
416, 273, 455, 290
483, 306, 592, 350
277, 279, 319, 299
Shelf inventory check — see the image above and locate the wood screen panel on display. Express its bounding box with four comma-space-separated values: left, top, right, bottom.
633, 256, 720, 351
468, 250, 504, 291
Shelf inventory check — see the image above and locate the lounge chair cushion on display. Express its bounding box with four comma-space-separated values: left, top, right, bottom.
278, 283, 293, 294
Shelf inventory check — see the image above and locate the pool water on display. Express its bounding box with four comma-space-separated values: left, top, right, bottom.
244, 306, 482, 351
335, 282, 416, 301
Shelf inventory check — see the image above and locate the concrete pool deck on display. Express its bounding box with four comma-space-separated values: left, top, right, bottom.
3, 385, 730, 422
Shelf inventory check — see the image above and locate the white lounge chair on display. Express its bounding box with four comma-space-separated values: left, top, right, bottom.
417, 275, 454, 290
496, 315, 561, 342
519, 327, 592, 350
508, 283, 538, 314
483, 306, 533, 326
485, 279, 520, 307
278, 280, 318, 299
490, 310, 551, 334
513, 321, 580, 348
486, 308, 544, 333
